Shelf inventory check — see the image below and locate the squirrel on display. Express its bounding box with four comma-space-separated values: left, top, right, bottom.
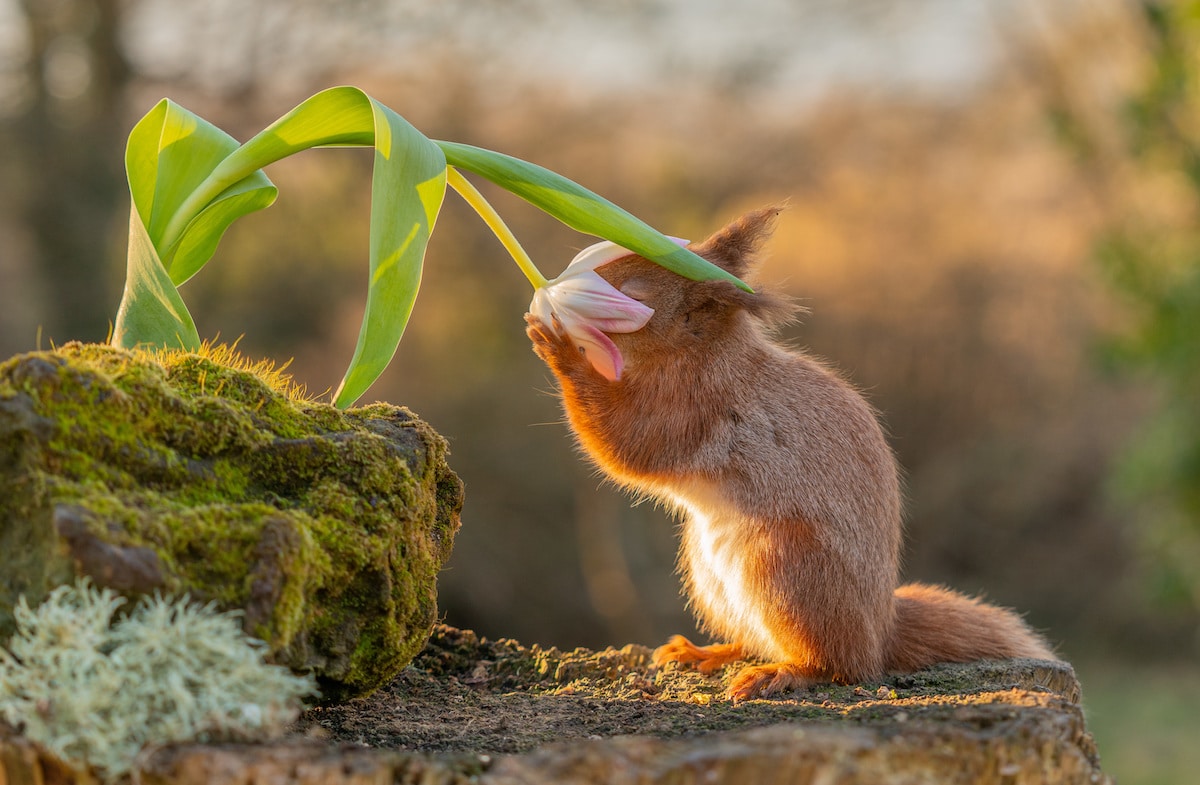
525, 206, 1057, 701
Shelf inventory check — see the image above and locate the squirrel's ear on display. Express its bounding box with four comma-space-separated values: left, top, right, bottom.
687, 205, 795, 326
690, 205, 783, 277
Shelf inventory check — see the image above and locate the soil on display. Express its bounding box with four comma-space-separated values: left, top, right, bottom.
291, 625, 1088, 776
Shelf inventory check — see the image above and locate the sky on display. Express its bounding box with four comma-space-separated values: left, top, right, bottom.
0, 0, 1100, 122
111, 0, 1059, 105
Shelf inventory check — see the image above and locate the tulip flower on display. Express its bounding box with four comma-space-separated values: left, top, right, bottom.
529, 239, 680, 380
445, 168, 684, 381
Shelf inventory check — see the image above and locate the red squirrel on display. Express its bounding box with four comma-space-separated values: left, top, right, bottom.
525, 207, 1057, 700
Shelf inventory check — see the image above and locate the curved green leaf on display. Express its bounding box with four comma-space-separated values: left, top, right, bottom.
113, 87, 447, 408
160, 87, 447, 408
215, 87, 447, 407
326, 96, 447, 408
157, 86, 380, 253
114, 99, 275, 349
113, 210, 200, 351
437, 141, 751, 291
130, 99, 278, 286
168, 179, 278, 286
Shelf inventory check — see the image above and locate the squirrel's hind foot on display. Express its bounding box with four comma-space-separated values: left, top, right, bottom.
652, 635, 745, 675
653, 637, 820, 702
727, 662, 818, 702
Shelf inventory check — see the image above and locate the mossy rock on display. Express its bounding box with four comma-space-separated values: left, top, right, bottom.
0, 342, 463, 701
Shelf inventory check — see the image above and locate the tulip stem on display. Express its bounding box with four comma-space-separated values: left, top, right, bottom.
447, 166, 549, 290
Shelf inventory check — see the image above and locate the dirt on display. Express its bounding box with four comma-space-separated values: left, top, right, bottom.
292, 625, 1090, 775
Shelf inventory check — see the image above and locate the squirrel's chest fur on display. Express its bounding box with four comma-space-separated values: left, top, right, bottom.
668, 479, 789, 660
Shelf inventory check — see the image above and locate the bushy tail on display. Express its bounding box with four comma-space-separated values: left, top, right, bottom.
884, 583, 1056, 673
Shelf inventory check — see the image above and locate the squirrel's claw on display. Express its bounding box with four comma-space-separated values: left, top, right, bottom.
726, 662, 815, 702
525, 313, 588, 377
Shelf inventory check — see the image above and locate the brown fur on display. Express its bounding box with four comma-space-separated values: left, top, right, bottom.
526, 206, 1056, 701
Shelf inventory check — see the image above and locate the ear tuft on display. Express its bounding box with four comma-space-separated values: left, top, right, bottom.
695, 277, 798, 330
690, 205, 784, 277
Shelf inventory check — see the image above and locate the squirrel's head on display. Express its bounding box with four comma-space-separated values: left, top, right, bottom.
596, 206, 792, 369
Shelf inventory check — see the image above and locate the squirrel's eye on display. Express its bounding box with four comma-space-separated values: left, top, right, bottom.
618, 277, 653, 302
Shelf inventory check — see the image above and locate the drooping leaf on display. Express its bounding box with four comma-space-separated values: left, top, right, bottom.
167, 180, 279, 286
129, 99, 278, 287
213, 87, 447, 407
113, 87, 447, 407
114, 99, 274, 349
113, 211, 200, 351
326, 97, 446, 408
437, 141, 751, 291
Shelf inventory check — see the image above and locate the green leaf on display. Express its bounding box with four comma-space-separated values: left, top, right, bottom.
113, 88, 447, 407
112, 210, 200, 351
130, 98, 278, 286
114, 98, 273, 349
167, 179, 278, 286
158, 87, 446, 408
437, 141, 751, 291
213, 87, 447, 407
325, 96, 447, 408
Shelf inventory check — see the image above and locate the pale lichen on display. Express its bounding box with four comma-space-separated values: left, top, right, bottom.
0, 580, 317, 781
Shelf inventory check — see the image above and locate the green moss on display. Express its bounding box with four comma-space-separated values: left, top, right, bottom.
0, 342, 463, 700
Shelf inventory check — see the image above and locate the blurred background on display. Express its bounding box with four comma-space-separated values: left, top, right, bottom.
1, 0, 1198, 781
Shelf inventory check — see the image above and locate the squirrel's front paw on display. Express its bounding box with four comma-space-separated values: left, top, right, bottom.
525, 313, 588, 374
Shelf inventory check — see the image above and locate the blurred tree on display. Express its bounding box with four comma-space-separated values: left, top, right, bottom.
1103, 0, 1200, 613
1046, 0, 1200, 614
2, 0, 130, 345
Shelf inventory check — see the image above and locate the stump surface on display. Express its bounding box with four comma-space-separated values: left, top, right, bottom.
125, 626, 1109, 784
